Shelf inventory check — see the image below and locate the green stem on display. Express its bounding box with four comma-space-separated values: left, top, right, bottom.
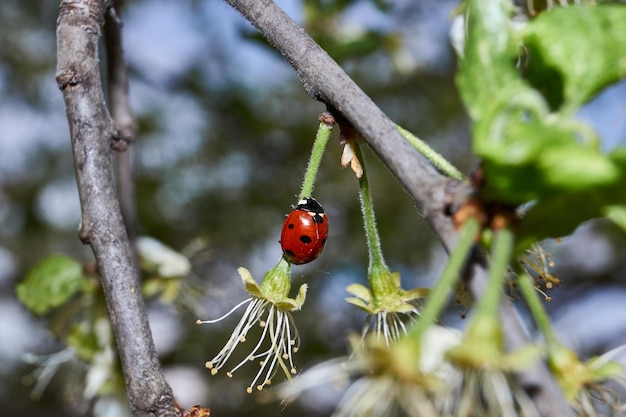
354, 144, 387, 275
395, 124, 465, 181
517, 269, 559, 347
299, 121, 333, 199
476, 227, 514, 318
409, 218, 479, 341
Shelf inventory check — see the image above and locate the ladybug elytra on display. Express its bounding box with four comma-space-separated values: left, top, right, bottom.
280, 197, 329, 265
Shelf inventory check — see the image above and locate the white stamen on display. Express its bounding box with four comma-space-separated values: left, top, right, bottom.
196, 297, 253, 324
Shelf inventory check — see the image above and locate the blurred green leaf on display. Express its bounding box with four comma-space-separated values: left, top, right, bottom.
456, 0, 523, 122
516, 147, 626, 250
607, 205, 626, 233
458, 1, 626, 250
66, 323, 99, 362
17, 255, 87, 315
522, 5, 626, 114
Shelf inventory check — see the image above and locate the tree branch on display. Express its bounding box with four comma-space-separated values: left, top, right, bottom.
56, 1, 178, 416
223, 1, 574, 416
104, 0, 138, 243
227, 0, 458, 249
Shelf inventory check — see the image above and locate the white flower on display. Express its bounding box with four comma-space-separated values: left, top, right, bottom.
282, 326, 462, 417
136, 236, 191, 278
196, 261, 306, 393
345, 277, 429, 345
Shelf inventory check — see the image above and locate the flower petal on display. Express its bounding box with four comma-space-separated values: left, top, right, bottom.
394, 302, 419, 313
293, 283, 308, 309
402, 287, 431, 301
346, 283, 373, 302
238, 267, 263, 297
346, 297, 375, 313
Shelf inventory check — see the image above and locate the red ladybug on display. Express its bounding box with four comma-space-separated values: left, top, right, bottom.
280, 197, 329, 265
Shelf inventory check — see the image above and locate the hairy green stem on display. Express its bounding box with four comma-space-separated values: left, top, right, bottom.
395, 124, 465, 181
299, 121, 332, 199
517, 269, 558, 347
354, 144, 388, 278
409, 218, 479, 341
475, 227, 514, 319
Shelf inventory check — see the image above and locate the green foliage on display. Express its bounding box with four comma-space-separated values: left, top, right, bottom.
17, 254, 88, 315
457, 0, 626, 250
66, 322, 100, 363
303, 0, 398, 62
522, 5, 626, 114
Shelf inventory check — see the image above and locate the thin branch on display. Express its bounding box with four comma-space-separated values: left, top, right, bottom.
56, 1, 178, 416
225, 0, 459, 250
104, 0, 137, 242
223, 1, 574, 416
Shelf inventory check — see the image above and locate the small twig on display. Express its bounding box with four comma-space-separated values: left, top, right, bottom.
104, 0, 137, 242
56, 1, 178, 416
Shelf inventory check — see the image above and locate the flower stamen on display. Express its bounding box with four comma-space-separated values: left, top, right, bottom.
195, 298, 253, 325
197, 261, 306, 391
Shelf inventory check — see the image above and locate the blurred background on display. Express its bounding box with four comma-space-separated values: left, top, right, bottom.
1, 0, 626, 416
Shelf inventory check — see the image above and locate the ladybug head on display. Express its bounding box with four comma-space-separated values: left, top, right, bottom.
296, 197, 325, 214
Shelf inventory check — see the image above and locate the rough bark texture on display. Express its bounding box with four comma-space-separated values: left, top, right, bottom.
104, 0, 138, 243
56, 1, 178, 416
223, 1, 574, 416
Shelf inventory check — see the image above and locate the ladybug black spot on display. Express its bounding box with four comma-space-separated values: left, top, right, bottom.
322, 237, 327, 245
287, 223, 295, 229
300, 235, 313, 244
284, 249, 295, 257
312, 213, 324, 224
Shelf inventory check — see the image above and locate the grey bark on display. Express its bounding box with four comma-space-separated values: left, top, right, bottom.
56, 1, 178, 416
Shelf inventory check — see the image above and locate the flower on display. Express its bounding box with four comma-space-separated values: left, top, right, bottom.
345, 271, 429, 345
136, 236, 191, 279
196, 258, 307, 393
548, 343, 626, 417
452, 368, 537, 417
444, 310, 544, 417
517, 242, 560, 301
343, 139, 430, 344
281, 326, 462, 417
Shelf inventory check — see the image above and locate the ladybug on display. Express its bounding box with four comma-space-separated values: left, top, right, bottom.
280, 197, 329, 265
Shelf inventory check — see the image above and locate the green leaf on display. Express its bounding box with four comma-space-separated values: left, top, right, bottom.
66, 323, 99, 362
456, 0, 521, 122
458, 0, 626, 236
521, 5, 626, 114
517, 183, 626, 252
515, 147, 626, 250
476, 113, 621, 204
606, 205, 626, 233
536, 145, 619, 191
17, 255, 87, 315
